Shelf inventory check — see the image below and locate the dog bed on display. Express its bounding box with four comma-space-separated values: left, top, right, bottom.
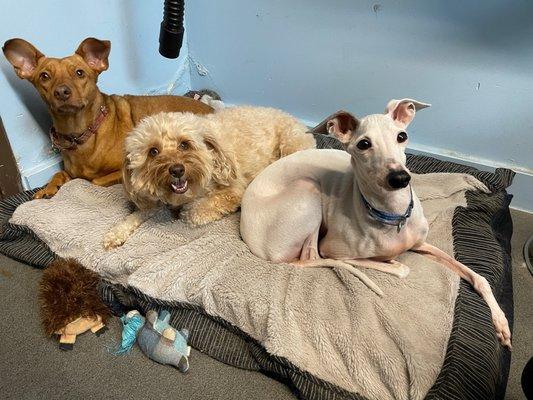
0, 136, 514, 400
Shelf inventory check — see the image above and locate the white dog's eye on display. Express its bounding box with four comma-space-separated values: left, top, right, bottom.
356, 139, 372, 150
397, 132, 408, 143
179, 141, 189, 150
149, 147, 159, 157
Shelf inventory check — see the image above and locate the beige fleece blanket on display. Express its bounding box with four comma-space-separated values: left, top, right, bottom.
10, 173, 488, 400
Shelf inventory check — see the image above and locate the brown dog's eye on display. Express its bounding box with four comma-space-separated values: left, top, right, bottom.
397, 132, 408, 143
149, 147, 159, 157
39, 72, 50, 81
76, 69, 85, 78
179, 141, 189, 150
356, 139, 372, 150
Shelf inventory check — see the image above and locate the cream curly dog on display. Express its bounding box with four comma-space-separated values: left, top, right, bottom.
103, 105, 315, 249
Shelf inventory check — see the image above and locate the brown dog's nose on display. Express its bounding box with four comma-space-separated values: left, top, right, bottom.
169, 164, 185, 178
54, 85, 72, 101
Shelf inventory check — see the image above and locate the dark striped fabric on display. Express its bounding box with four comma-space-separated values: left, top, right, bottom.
0, 188, 56, 268
0, 134, 515, 400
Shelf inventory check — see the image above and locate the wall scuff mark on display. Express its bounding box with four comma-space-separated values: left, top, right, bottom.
192, 57, 210, 76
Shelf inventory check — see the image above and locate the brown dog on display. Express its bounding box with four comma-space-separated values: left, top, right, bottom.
2, 37, 213, 199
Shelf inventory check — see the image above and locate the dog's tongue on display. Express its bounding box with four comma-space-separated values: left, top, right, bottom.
171, 179, 188, 194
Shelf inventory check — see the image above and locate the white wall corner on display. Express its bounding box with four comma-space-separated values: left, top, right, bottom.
144, 57, 192, 96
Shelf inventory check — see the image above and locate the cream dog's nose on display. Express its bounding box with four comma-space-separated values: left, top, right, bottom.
169, 164, 185, 178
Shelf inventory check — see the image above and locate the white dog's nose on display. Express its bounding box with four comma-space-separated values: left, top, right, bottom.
387, 170, 411, 189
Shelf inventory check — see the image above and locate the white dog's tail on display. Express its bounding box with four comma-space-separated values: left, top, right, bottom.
294, 259, 383, 297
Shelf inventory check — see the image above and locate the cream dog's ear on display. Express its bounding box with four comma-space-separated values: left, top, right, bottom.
121, 157, 157, 210
203, 133, 237, 186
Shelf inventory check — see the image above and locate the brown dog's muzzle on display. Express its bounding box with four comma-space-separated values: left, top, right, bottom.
54, 85, 72, 101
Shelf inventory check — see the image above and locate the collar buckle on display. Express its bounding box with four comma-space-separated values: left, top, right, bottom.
397, 218, 406, 233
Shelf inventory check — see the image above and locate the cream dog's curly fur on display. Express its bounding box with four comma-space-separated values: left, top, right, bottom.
103, 105, 315, 249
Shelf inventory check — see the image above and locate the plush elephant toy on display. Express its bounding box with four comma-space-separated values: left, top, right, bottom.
116, 309, 191, 372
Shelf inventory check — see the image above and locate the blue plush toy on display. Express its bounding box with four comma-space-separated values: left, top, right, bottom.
115, 309, 191, 372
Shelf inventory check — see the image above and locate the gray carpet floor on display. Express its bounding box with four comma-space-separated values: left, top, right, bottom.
0, 210, 531, 400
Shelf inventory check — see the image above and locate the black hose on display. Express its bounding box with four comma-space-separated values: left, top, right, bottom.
159, 0, 185, 59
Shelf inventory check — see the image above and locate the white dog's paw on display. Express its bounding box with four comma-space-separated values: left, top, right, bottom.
493, 310, 512, 350
103, 226, 130, 250
389, 260, 410, 278
462, 174, 490, 193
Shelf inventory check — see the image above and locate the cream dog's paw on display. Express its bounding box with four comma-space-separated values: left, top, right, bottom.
103, 225, 131, 250
181, 202, 224, 226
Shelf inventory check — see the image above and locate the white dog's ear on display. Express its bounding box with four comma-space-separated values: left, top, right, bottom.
385, 98, 430, 128
326, 111, 358, 144
203, 134, 237, 186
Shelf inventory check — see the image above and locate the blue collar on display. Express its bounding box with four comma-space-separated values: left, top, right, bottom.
360, 185, 414, 233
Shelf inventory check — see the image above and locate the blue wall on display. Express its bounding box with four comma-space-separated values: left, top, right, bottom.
186, 0, 533, 210
0, 0, 190, 188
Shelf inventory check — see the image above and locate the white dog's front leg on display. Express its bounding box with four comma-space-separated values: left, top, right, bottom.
103, 209, 157, 250
412, 242, 511, 349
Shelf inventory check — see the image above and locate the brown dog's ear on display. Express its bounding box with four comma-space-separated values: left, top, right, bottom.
203, 134, 237, 186
75, 38, 111, 73
326, 111, 359, 144
2, 38, 44, 79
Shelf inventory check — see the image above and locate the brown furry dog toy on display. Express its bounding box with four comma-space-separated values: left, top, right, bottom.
39, 258, 111, 350
103, 105, 316, 249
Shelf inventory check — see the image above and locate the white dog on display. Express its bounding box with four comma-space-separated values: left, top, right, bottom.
240, 99, 511, 349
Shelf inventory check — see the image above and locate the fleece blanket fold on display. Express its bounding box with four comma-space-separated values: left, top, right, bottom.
8, 170, 492, 400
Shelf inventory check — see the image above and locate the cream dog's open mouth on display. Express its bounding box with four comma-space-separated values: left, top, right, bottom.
170, 179, 188, 194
